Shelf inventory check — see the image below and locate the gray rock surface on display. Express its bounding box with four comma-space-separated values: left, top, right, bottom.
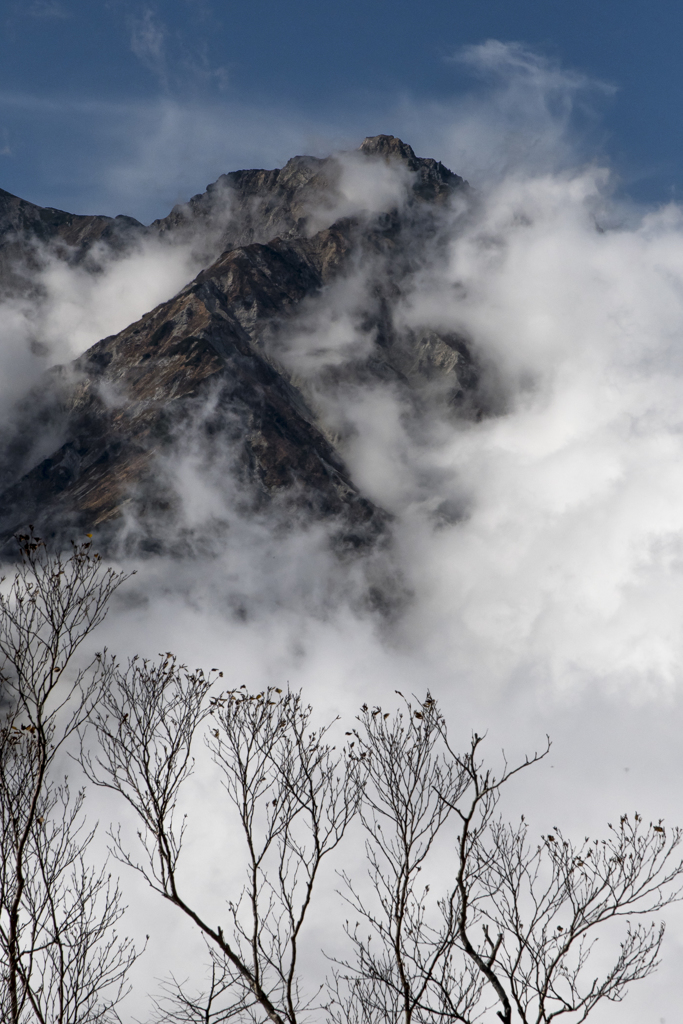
0, 137, 479, 554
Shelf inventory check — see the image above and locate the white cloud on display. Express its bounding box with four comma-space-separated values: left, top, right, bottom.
129, 7, 168, 87
26, 0, 70, 18
0, 231, 209, 432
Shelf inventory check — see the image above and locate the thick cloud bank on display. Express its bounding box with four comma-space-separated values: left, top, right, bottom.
388, 170, 683, 698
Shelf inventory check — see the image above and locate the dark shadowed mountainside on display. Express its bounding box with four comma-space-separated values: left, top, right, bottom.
0, 136, 482, 554
0, 189, 143, 295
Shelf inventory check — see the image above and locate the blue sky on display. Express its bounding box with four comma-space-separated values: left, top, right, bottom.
0, 0, 681, 221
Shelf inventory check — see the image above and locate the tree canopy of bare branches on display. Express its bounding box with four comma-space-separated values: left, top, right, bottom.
81, 667, 683, 1024
83, 672, 362, 1024
328, 694, 482, 1024
3, 534, 681, 1024
327, 698, 683, 1024
0, 532, 139, 1024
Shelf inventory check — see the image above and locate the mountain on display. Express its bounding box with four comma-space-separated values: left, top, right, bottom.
0, 189, 143, 297
0, 136, 481, 555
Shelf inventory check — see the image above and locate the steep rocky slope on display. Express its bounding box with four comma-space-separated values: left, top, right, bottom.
0, 136, 479, 553
0, 187, 143, 295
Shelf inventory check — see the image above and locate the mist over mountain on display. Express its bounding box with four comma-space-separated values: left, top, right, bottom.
0, 136, 480, 572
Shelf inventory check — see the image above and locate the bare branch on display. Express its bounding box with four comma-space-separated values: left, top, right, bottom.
0, 531, 138, 1024
84, 675, 362, 1024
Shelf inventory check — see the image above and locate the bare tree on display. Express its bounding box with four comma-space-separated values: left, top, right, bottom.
74, 653, 683, 1024
327, 694, 483, 1024
82, 670, 362, 1024
442, 731, 683, 1023
0, 532, 139, 1024
329, 696, 683, 1024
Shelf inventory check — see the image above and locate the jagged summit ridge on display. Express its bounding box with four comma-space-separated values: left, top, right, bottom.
359, 135, 465, 197
0, 135, 466, 294
151, 135, 466, 256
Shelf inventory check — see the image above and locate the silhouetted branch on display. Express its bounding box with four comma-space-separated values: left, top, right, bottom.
0, 531, 138, 1024
83, 675, 362, 1024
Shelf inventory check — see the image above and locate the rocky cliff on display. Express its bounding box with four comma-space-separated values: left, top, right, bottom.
0, 136, 480, 554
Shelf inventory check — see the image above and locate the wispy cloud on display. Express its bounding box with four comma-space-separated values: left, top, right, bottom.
0, 40, 617, 221
26, 0, 70, 18
456, 38, 613, 91
0, 88, 355, 218
129, 7, 168, 88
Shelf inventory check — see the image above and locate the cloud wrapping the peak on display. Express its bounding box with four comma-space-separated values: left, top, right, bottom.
299, 163, 683, 701
0, 227, 222, 433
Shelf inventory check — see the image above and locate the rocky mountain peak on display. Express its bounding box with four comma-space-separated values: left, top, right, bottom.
359, 134, 419, 162
358, 134, 466, 200
0, 137, 479, 557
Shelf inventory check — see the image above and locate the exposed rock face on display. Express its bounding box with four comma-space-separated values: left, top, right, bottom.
0, 222, 378, 550
0, 187, 143, 293
0, 187, 143, 256
358, 134, 463, 201
0, 136, 477, 553
152, 134, 466, 257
